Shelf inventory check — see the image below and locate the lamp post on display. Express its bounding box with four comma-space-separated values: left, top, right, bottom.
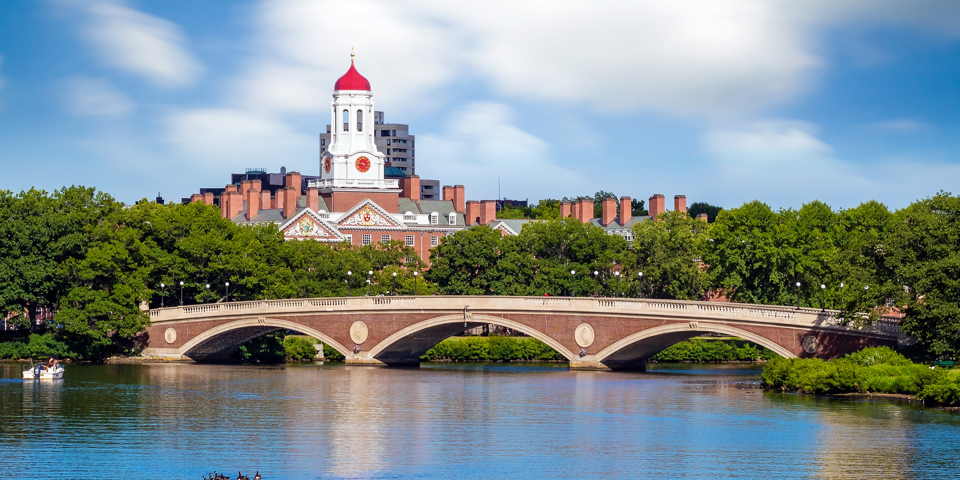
160, 283, 166, 308
205, 283, 210, 303
795, 281, 801, 309
414, 271, 419, 296
346, 271, 352, 296
594, 270, 599, 296
820, 284, 826, 310
839, 282, 845, 310
368, 270, 374, 296
637, 272, 643, 298
392, 271, 398, 295
179, 281, 184, 306
614, 271, 621, 298
225, 281, 230, 302
570, 269, 576, 297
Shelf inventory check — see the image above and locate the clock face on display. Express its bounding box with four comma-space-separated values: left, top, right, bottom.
324, 157, 331, 173
355, 156, 371, 173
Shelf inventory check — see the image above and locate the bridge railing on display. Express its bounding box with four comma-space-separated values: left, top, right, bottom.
147, 295, 898, 337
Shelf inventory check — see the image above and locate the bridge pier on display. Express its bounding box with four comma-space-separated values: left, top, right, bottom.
569, 355, 613, 371
345, 354, 420, 367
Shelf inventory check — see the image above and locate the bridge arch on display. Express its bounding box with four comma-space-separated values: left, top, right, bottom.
179, 317, 352, 361
595, 323, 796, 369
366, 314, 579, 365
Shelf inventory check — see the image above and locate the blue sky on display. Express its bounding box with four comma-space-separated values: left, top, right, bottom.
0, 0, 958, 210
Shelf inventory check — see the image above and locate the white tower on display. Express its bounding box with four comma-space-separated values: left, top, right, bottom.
320, 52, 387, 185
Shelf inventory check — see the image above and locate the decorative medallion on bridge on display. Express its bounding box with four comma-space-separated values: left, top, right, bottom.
350, 321, 369, 344
164, 328, 177, 344
802, 335, 820, 354
575, 323, 595, 348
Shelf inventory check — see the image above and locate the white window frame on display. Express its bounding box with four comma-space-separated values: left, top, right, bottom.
448, 213, 456, 225
431, 235, 439, 247
405, 235, 415, 246
343, 234, 352, 244
430, 212, 439, 225
362, 234, 371, 245
381, 234, 391, 243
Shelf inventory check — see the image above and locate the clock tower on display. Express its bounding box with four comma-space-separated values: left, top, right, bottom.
320, 52, 387, 184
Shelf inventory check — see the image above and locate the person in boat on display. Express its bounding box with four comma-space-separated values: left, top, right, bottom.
46, 357, 58, 371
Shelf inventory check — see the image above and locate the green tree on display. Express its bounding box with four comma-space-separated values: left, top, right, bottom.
687, 202, 722, 222
884, 192, 960, 356
630, 210, 709, 299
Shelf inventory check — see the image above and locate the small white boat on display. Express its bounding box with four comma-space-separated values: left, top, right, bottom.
22, 364, 64, 380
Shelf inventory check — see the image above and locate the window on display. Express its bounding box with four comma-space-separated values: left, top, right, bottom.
431, 235, 439, 247
449, 213, 456, 225
392, 130, 396, 136
381, 234, 391, 243
343, 110, 349, 132
405, 235, 415, 246
386, 148, 391, 154
362, 234, 371, 245
320, 148, 325, 153
321, 138, 325, 146
344, 234, 352, 244
381, 129, 391, 137
430, 212, 439, 225
357, 109, 363, 132
386, 139, 391, 145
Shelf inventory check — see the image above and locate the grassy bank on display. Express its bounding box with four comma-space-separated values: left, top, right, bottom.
650, 338, 778, 363
762, 347, 960, 406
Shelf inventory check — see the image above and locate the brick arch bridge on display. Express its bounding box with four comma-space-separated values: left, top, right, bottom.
142, 296, 900, 370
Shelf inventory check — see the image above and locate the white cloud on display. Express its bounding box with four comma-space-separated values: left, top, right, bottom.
79, 2, 202, 87
704, 120, 833, 161
418, 102, 586, 199
162, 108, 316, 173
63, 76, 133, 116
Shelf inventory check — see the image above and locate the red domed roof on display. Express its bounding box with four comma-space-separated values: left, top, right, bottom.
334, 60, 371, 91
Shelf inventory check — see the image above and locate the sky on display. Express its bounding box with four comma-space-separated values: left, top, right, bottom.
0, 0, 958, 210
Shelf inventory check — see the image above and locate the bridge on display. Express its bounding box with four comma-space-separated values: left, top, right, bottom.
141, 296, 900, 370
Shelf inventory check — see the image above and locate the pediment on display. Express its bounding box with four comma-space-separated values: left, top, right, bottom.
281, 210, 344, 242
337, 200, 404, 229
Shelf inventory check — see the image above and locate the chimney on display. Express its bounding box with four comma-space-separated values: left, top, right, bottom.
190, 194, 202, 203
560, 202, 572, 219
602, 197, 617, 226
620, 196, 632, 226
260, 189, 271, 210
696, 213, 708, 221
239, 180, 251, 200
274, 188, 286, 210
246, 188, 260, 221
442, 186, 454, 203
401, 175, 421, 202
219, 193, 229, 218
465, 201, 481, 225
225, 184, 238, 193
480, 200, 497, 225
579, 199, 594, 223
226, 191, 242, 219
285, 171, 302, 195
306, 187, 319, 212
649, 194, 665, 221
202, 193, 214, 206
249, 179, 262, 193
674, 195, 687, 213
453, 185, 466, 214
283, 187, 297, 219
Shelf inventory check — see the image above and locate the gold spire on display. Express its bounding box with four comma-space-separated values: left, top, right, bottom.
351, 47, 355, 62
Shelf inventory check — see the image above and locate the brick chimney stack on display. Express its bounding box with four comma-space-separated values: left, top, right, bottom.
260, 190, 271, 210
465, 201, 480, 225
401, 175, 421, 202
240, 180, 251, 200
579, 199, 594, 223
282, 187, 297, 219
226, 191, 242, 219
246, 187, 260, 221
480, 200, 497, 225
285, 171, 302, 195
453, 185, 465, 214
560, 202, 572, 219
674, 195, 687, 214
190, 194, 202, 203
602, 197, 617, 226
696, 213, 708, 221
274, 188, 286, 210
620, 196, 631, 226
306, 187, 319, 212
442, 186, 454, 204
649, 194, 665, 221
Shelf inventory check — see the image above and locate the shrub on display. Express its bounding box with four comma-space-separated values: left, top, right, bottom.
284, 336, 319, 361
651, 338, 775, 363
323, 344, 345, 361
420, 336, 563, 362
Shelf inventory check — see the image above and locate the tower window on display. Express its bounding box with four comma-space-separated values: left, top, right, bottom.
343, 110, 349, 132
357, 109, 363, 132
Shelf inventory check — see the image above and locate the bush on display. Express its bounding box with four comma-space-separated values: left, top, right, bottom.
323, 343, 345, 361
651, 338, 775, 363
0, 334, 74, 360
421, 336, 563, 362
284, 336, 320, 361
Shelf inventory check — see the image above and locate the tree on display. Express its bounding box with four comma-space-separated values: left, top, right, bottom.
687, 202, 722, 222
884, 192, 960, 356
631, 198, 647, 217
428, 226, 512, 295
630, 210, 709, 300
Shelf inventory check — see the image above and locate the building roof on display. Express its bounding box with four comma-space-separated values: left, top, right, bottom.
418, 199, 465, 226
587, 216, 650, 231
384, 166, 408, 177
334, 60, 371, 91
490, 219, 540, 235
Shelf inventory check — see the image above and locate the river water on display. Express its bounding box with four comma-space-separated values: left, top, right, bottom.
1, 362, 959, 480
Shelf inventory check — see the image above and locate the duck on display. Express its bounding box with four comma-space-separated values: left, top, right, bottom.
254, 472, 261, 480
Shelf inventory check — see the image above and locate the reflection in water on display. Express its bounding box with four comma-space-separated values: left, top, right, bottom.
1, 361, 959, 479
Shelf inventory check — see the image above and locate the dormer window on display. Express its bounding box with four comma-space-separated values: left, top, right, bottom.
430, 212, 439, 225
448, 213, 456, 225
